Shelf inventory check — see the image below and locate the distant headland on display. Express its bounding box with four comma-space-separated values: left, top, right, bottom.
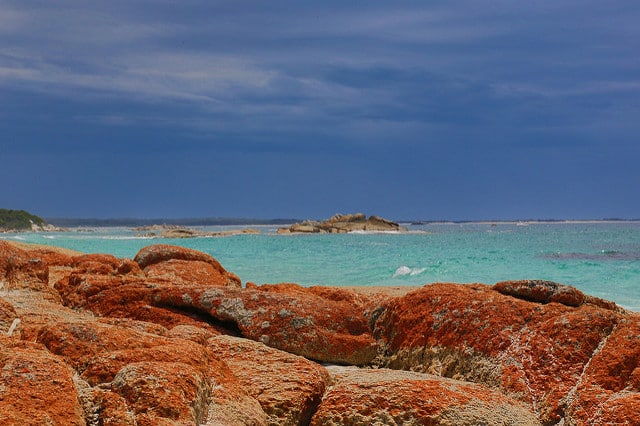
0, 209, 58, 232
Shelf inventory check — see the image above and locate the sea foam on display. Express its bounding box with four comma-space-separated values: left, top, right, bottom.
393, 266, 427, 278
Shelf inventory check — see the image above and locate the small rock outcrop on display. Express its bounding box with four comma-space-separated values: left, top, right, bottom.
134, 224, 260, 238
0, 240, 639, 425
278, 213, 408, 234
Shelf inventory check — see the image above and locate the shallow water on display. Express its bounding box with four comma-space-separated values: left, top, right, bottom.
4, 222, 639, 310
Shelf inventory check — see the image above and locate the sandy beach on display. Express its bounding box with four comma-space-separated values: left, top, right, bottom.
3, 240, 83, 256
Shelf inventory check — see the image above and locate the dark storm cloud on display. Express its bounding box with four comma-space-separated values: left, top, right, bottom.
1, 0, 639, 218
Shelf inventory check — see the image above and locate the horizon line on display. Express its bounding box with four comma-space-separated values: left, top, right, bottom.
44, 216, 640, 225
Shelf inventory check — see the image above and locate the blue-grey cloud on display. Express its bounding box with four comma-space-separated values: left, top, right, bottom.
1, 0, 639, 218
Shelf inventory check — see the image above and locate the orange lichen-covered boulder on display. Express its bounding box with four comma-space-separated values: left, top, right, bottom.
71, 253, 143, 276
37, 318, 268, 425
144, 259, 238, 288
83, 338, 214, 388
134, 244, 241, 287
53, 272, 228, 332
111, 361, 211, 425
0, 240, 74, 289
311, 366, 539, 425
48, 244, 378, 364
54, 258, 379, 365
151, 282, 379, 365
0, 241, 75, 269
493, 279, 623, 311
564, 313, 640, 425
494, 279, 587, 306
208, 334, 330, 425
36, 320, 208, 383
373, 283, 622, 424
0, 337, 86, 425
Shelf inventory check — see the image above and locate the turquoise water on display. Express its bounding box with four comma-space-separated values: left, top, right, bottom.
3, 222, 639, 310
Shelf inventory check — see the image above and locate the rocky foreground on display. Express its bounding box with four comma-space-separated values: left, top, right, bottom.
0, 241, 638, 425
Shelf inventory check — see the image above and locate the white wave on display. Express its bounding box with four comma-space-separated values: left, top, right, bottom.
10, 236, 26, 241
42, 235, 56, 239
348, 230, 429, 235
349, 230, 404, 235
393, 266, 427, 278
97, 236, 153, 240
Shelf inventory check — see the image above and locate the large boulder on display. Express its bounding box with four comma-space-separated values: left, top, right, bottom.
149, 282, 379, 365
38, 320, 212, 386
312, 366, 539, 425
0, 337, 86, 425
0, 240, 74, 290
134, 244, 241, 287
37, 318, 267, 425
110, 361, 211, 425
54, 261, 380, 365
372, 283, 623, 424
563, 313, 640, 425
72, 253, 144, 276
52, 254, 236, 333
208, 335, 330, 425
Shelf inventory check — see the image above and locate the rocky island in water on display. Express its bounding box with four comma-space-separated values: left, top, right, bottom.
0, 240, 638, 425
134, 224, 261, 239
278, 213, 408, 234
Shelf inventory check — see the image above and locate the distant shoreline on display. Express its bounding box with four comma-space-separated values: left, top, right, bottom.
408, 219, 640, 225
44, 217, 640, 228
45, 217, 300, 228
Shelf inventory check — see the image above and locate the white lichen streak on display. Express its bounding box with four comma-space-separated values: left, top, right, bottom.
560, 321, 621, 423
503, 325, 539, 415
7, 318, 20, 336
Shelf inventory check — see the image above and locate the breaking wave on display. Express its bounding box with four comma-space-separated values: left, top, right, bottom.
98, 236, 153, 240
393, 266, 427, 278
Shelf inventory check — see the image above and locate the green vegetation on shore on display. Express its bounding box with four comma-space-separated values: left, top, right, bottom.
0, 209, 46, 230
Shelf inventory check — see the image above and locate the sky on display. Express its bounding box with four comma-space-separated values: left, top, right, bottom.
1, 1, 639, 220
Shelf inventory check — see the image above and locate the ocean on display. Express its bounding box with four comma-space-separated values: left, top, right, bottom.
3, 221, 639, 311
